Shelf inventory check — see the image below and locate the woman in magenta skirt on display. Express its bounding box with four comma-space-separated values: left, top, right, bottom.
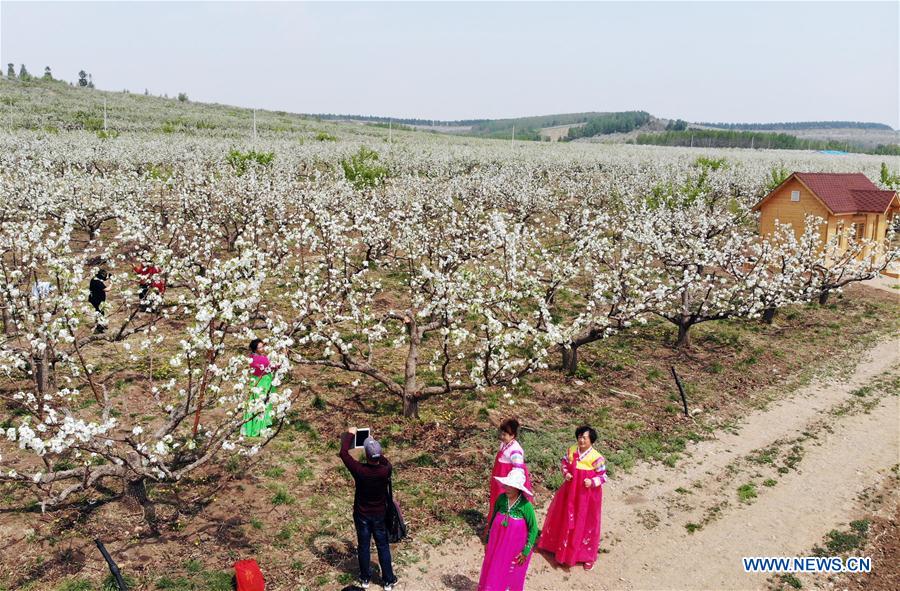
478, 468, 538, 591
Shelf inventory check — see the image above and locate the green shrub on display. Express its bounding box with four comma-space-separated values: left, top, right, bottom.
341, 146, 389, 189
226, 149, 275, 176
694, 156, 727, 171
73, 110, 104, 131
766, 164, 791, 191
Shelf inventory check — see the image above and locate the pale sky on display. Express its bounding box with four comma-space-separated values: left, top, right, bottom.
2, 1, 898, 126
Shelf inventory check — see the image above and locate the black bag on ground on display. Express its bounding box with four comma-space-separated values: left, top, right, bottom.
385, 477, 407, 543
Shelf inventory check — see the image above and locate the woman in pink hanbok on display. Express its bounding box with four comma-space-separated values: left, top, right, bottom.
486, 419, 534, 536
537, 425, 607, 570
478, 468, 538, 591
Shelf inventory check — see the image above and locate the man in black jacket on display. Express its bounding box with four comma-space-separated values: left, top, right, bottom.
88, 269, 110, 333
339, 428, 397, 591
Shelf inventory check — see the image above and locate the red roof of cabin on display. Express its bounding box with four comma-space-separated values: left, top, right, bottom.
792, 172, 896, 214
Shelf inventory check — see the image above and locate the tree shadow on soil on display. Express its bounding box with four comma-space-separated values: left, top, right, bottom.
11, 545, 87, 589
441, 574, 478, 590
308, 533, 362, 582
458, 508, 487, 537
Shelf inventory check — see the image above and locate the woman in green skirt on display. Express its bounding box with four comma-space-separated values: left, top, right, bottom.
242, 339, 275, 437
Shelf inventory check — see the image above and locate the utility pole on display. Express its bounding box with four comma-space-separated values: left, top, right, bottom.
103, 98, 108, 131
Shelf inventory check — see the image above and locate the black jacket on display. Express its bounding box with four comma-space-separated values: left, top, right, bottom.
339, 432, 392, 517
89, 276, 107, 307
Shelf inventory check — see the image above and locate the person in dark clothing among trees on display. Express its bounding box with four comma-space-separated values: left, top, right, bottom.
88, 269, 110, 333
339, 428, 398, 591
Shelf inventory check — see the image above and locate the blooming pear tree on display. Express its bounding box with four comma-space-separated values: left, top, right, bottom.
283, 176, 553, 417
623, 170, 767, 348
0, 119, 895, 528
0, 181, 294, 529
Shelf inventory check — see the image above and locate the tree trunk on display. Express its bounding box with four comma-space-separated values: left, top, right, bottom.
762, 307, 777, 324
561, 345, 578, 375
33, 351, 49, 420
675, 323, 692, 349
402, 396, 420, 419
124, 476, 159, 534
87, 222, 102, 242
1, 305, 12, 336
402, 311, 420, 419
676, 285, 693, 349
818, 289, 830, 305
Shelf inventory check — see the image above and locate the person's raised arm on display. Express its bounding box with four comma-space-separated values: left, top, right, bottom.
339, 427, 362, 477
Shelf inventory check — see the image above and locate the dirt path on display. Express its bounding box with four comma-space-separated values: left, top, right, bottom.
407, 336, 900, 591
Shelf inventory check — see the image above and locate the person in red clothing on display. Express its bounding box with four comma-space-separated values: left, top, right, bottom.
339, 427, 397, 591
132, 260, 166, 312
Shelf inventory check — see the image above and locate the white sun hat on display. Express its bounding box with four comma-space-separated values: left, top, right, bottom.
493, 468, 533, 497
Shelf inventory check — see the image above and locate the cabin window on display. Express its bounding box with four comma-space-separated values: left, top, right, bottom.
853, 223, 864, 240
790, 190, 800, 202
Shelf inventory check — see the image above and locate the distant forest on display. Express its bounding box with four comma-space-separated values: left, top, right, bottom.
305, 111, 652, 141
307, 112, 897, 145
305, 113, 491, 126
564, 111, 651, 140
636, 129, 900, 156
697, 121, 894, 131
468, 112, 603, 140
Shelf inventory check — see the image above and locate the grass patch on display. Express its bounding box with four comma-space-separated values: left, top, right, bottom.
56, 580, 93, 591
813, 520, 869, 555
271, 487, 295, 506
737, 483, 757, 503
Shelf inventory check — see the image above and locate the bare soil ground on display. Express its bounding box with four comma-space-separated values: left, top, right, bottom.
407, 337, 900, 590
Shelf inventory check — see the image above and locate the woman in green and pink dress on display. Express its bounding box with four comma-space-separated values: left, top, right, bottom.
241, 338, 275, 437
478, 468, 538, 591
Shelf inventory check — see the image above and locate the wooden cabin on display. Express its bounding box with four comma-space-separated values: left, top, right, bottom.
753, 172, 899, 258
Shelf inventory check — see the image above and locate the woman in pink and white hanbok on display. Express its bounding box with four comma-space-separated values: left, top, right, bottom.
486, 419, 534, 536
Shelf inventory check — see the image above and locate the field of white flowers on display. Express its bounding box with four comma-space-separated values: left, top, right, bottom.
0, 80, 897, 590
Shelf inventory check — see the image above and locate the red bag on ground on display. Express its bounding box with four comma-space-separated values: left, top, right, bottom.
234, 559, 265, 591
